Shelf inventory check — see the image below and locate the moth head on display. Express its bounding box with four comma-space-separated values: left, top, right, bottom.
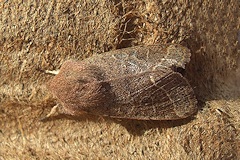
47, 60, 108, 115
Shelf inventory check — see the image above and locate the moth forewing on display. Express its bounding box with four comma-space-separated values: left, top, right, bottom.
84, 68, 197, 120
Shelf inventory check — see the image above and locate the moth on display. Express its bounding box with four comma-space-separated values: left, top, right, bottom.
46, 44, 197, 120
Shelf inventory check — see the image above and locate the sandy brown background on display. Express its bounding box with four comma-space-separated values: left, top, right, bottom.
0, 0, 239, 159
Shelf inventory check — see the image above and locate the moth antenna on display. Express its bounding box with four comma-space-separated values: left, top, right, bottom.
45, 70, 60, 75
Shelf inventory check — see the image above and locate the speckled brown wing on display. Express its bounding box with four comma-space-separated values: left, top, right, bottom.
84, 68, 197, 120
85, 44, 191, 78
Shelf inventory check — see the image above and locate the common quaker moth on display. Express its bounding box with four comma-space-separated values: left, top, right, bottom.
46, 44, 197, 120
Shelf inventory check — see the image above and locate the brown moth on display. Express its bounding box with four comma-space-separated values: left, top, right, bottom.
47, 44, 197, 120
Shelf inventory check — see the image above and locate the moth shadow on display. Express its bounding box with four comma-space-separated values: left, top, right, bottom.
109, 102, 202, 135
41, 113, 196, 136
111, 116, 196, 136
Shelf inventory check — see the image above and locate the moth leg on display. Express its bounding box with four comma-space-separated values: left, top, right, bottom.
40, 104, 60, 121
45, 69, 60, 75
46, 104, 59, 117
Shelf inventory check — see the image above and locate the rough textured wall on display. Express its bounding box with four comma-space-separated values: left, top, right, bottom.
0, 0, 239, 159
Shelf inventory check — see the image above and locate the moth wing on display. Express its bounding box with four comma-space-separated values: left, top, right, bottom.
126, 44, 191, 69
163, 44, 191, 69
129, 70, 197, 120
91, 68, 197, 120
